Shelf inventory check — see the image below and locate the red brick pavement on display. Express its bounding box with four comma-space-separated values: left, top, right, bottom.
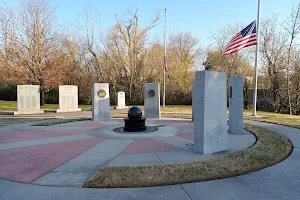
0, 130, 87, 144
0, 138, 104, 183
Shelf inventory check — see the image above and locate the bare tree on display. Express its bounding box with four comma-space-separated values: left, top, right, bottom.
283, 2, 300, 115
82, 4, 104, 82
292, 50, 300, 114
112, 9, 159, 101
260, 17, 288, 112
0, 3, 20, 83
0, 0, 57, 105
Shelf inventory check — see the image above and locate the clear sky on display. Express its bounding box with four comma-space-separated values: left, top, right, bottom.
6, 0, 296, 45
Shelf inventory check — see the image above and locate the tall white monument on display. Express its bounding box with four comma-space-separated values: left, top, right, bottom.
193, 71, 228, 155
229, 76, 243, 135
115, 91, 128, 109
56, 85, 81, 113
144, 83, 161, 118
92, 83, 110, 121
14, 85, 44, 115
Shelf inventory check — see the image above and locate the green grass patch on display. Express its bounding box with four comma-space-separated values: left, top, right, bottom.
32, 118, 91, 126
83, 124, 292, 188
0, 100, 17, 111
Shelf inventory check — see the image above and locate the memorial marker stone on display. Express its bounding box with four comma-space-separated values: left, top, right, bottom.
14, 85, 44, 115
144, 83, 161, 118
56, 85, 81, 113
115, 91, 128, 109
92, 83, 110, 121
229, 76, 243, 135
192, 82, 196, 122
193, 71, 228, 155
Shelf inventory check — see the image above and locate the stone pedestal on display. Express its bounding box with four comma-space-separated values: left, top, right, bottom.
56, 85, 81, 113
92, 83, 110, 121
192, 82, 195, 122
193, 71, 228, 155
144, 83, 161, 118
229, 76, 243, 135
14, 85, 44, 115
115, 91, 128, 109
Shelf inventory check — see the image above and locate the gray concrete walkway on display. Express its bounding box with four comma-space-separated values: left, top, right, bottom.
0, 119, 255, 188
0, 121, 299, 200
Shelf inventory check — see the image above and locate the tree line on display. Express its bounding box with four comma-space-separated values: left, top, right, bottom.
205, 3, 300, 115
0, 0, 300, 115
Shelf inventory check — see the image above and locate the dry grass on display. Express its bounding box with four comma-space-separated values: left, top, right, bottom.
243, 110, 300, 129
112, 107, 300, 127
0, 100, 92, 111
83, 124, 292, 188
1, 101, 299, 129
0, 119, 40, 126
161, 105, 192, 114
0, 101, 192, 114
32, 118, 91, 126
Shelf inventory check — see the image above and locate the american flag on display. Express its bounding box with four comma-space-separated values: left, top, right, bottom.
222, 21, 257, 56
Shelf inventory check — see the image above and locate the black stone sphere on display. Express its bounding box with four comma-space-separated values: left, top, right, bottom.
124, 106, 146, 132
128, 106, 142, 119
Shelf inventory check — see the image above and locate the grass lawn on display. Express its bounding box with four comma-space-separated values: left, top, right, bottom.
161, 105, 192, 114
0, 119, 41, 126
83, 124, 292, 188
243, 110, 300, 129
0, 100, 18, 111
0, 100, 91, 111
1, 100, 300, 129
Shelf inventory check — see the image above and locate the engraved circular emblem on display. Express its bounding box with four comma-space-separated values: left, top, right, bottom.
97, 89, 106, 98
148, 89, 155, 98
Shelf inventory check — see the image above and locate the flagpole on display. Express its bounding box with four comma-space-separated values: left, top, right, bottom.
163, 8, 167, 109
252, 0, 261, 116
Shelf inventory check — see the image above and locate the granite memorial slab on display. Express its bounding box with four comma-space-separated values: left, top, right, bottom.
193, 71, 228, 155
14, 85, 44, 115
115, 91, 128, 109
144, 83, 161, 118
56, 85, 81, 113
229, 76, 243, 135
92, 83, 110, 121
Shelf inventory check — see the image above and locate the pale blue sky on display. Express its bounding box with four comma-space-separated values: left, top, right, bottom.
6, 0, 296, 45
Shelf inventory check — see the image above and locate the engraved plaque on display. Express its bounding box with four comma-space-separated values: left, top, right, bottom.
62, 96, 66, 108
16, 85, 43, 114
57, 85, 80, 112
20, 96, 24, 109
67, 96, 71, 108
71, 97, 75, 107
148, 89, 155, 98
32, 96, 37, 108
97, 89, 106, 98
26, 96, 31, 109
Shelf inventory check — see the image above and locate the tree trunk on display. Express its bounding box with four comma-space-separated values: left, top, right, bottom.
40, 79, 45, 106
287, 44, 293, 115
243, 80, 249, 109
287, 72, 292, 114
40, 88, 45, 106
129, 83, 132, 103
